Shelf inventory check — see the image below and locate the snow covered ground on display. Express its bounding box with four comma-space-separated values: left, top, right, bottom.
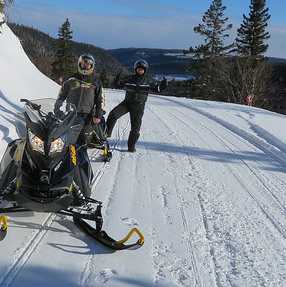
0, 20, 286, 287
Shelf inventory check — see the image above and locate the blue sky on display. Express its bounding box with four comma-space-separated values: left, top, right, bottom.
5, 0, 286, 58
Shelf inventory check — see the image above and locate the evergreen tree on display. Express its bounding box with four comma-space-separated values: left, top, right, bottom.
235, 0, 271, 61
191, 0, 233, 59
51, 19, 74, 82
185, 0, 233, 101
100, 69, 110, 88
232, 0, 272, 107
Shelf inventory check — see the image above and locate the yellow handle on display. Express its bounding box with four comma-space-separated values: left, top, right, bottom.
0, 215, 8, 231
116, 228, 145, 245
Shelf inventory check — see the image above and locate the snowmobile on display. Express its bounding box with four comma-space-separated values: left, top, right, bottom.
88, 118, 112, 162
0, 98, 144, 249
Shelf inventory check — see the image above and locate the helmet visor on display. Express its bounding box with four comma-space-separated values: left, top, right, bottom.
81, 58, 94, 65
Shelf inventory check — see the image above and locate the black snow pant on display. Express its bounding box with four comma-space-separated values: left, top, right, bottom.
106, 101, 145, 148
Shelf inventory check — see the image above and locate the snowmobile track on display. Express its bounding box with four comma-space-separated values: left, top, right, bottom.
147, 105, 214, 286
0, 213, 56, 287
147, 97, 286, 286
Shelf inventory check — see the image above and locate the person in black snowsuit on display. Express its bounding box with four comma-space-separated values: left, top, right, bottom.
106, 59, 167, 152
58, 53, 106, 145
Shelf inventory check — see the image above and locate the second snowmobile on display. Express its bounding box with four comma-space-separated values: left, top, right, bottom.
0, 98, 144, 249
88, 118, 112, 162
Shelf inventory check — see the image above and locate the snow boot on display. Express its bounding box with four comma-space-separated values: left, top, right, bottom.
128, 146, 136, 153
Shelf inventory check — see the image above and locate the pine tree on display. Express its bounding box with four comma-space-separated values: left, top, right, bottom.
51, 19, 74, 82
235, 0, 271, 61
185, 0, 233, 101
232, 0, 272, 107
191, 0, 233, 59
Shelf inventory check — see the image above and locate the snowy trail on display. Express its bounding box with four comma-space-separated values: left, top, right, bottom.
141, 95, 286, 287
1, 22, 284, 287
1, 92, 286, 287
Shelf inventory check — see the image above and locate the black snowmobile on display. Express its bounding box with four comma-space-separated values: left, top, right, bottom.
88, 118, 112, 162
0, 98, 144, 249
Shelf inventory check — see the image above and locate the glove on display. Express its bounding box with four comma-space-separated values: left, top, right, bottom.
93, 116, 101, 124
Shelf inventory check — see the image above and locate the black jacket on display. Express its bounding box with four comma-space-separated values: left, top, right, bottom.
116, 74, 166, 103
58, 72, 105, 118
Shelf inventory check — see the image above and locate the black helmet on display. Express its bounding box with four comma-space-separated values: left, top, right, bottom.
134, 59, 149, 74
78, 53, 95, 76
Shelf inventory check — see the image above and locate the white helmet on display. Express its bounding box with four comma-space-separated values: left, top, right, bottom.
78, 53, 95, 76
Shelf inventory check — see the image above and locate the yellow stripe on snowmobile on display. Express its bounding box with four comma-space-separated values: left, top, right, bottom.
116, 228, 145, 245
16, 141, 24, 162
0, 215, 8, 231
70, 145, 77, 166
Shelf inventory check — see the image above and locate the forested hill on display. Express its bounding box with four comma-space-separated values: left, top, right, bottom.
7, 22, 286, 115
8, 22, 129, 79
8, 23, 193, 79
108, 47, 192, 76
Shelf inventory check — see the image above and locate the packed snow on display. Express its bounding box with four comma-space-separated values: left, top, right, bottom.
0, 20, 286, 287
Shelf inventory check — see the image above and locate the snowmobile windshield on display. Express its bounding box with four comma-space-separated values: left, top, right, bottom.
15, 98, 79, 139
23, 98, 76, 125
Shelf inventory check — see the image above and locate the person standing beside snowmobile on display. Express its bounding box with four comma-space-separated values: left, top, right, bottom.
106, 59, 167, 152
58, 53, 105, 145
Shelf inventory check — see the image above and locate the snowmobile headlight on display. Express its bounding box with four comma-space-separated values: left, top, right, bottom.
29, 131, 45, 154
49, 134, 66, 155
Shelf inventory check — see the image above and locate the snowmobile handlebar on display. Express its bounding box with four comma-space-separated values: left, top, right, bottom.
20, 98, 41, 110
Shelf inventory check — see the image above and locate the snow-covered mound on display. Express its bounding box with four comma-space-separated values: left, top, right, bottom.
0, 20, 59, 113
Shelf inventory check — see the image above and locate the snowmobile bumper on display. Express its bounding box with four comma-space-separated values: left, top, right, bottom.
14, 192, 73, 212
0, 215, 8, 241
73, 216, 145, 250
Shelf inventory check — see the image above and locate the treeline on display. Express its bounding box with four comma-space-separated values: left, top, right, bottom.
3, 0, 286, 114
7, 22, 129, 86
170, 0, 286, 114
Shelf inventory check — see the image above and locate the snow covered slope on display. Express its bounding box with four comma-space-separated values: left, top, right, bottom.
0, 20, 59, 150
0, 18, 285, 287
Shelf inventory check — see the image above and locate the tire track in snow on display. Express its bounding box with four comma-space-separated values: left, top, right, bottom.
146, 103, 216, 287
148, 97, 286, 286
159, 100, 286, 239
0, 213, 56, 287
78, 118, 131, 285
148, 102, 230, 286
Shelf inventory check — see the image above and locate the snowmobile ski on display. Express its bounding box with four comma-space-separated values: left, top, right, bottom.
102, 146, 112, 162
73, 216, 145, 250
0, 215, 8, 241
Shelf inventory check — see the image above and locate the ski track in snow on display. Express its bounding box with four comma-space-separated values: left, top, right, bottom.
146, 103, 213, 287
1, 92, 286, 287
147, 95, 286, 287
0, 213, 57, 287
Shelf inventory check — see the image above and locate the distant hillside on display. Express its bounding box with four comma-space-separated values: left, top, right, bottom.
108, 48, 193, 76
7, 22, 286, 114
8, 22, 129, 81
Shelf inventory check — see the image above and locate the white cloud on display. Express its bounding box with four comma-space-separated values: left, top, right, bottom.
7, 5, 286, 58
